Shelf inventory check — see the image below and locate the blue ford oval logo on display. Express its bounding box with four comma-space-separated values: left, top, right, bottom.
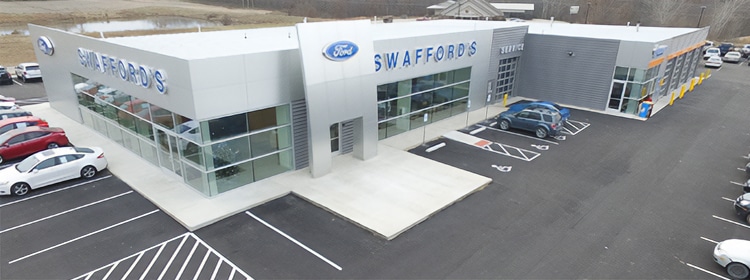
323, 41, 359, 61
37, 36, 54, 56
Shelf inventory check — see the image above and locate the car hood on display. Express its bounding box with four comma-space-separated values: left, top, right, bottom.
717, 239, 750, 259
0, 165, 23, 182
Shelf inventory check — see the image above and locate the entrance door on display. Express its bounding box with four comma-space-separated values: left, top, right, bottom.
607, 81, 625, 112
155, 127, 183, 177
330, 123, 340, 155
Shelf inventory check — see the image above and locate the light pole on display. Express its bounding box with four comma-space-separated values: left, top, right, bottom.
584, 2, 591, 24
697, 6, 706, 28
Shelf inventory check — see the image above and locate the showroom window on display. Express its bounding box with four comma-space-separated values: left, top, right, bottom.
72, 73, 294, 197
377, 67, 471, 140
608, 66, 659, 115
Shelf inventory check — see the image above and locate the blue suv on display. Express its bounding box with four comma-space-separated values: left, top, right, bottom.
496, 108, 563, 138
507, 101, 571, 121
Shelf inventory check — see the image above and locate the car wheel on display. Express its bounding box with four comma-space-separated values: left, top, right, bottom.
0, 155, 3, 164
11, 183, 30, 196
727, 262, 750, 279
80, 165, 97, 178
535, 127, 548, 138
21, 76, 25, 83
498, 120, 510, 130
47, 142, 59, 149
746, 213, 750, 225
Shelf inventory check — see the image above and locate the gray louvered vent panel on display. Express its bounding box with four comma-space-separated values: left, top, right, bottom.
291, 99, 309, 169
340, 120, 355, 154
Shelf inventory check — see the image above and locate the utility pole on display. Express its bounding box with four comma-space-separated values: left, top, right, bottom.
584, 2, 591, 24
697, 6, 706, 28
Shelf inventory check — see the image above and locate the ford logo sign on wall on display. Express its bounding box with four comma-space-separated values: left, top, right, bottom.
37, 36, 54, 56
323, 41, 359, 61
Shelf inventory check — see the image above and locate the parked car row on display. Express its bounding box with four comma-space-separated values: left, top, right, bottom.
710, 158, 750, 279
0, 98, 108, 196
0, 62, 43, 85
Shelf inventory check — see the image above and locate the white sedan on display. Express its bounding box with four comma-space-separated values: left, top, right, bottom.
723, 51, 742, 63
0, 147, 108, 196
714, 239, 750, 279
705, 56, 723, 68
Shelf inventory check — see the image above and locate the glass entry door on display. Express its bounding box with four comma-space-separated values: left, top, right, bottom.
155, 127, 183, 177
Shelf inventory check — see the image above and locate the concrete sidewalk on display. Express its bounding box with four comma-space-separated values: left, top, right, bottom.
27, 103, 492, 240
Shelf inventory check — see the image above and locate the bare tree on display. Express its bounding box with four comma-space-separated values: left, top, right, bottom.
639, 0, 687, 26
587, 0, 635, 25
707, 0, 745, 39
541, 0, 570, 19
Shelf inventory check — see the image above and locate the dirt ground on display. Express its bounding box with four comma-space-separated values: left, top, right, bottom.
0, 0, 305, 67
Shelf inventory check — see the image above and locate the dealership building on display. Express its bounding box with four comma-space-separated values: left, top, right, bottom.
28, 19, 707, 197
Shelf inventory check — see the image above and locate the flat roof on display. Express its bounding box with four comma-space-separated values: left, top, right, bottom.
100, 20, 698, 59
525, 21, 700, 43
371, 19, 524, 40
104, 26, 300, 60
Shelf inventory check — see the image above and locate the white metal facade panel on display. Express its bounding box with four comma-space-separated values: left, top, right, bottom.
296, 20, 378, 177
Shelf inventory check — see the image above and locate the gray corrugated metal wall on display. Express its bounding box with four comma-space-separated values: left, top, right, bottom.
340, 120, 354, 154
487, 26, 528, 74
291, 99, 309, 170
515, 34, 620, 111
486, 26, 528, 102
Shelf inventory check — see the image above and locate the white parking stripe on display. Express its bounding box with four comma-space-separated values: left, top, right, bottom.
686, 263, 729, 280
721, 197, 735, 202
0, 175, 112, 208
193, 250, 212, 280
701, 237, 719, 244
0, 191, 133, 234
712, 215, 750, 229
481, 125, 560, 144
730, 181, 745, 186
8, 209, 159, 264
246, 211, 342, 271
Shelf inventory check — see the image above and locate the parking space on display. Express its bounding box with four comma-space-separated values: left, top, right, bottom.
0, 172, 186, 279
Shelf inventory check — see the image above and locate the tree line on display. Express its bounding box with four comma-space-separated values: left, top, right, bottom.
192, 0, 750, 40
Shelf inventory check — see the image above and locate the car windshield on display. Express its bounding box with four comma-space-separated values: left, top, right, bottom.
16, 156, 40, 172
26, 66, 40, 71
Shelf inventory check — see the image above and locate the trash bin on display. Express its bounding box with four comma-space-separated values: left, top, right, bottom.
639, 101, 653, 118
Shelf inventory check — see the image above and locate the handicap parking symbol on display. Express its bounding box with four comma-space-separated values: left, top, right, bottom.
491, 165, 512, 172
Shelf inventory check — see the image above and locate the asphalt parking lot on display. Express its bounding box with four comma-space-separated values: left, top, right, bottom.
1, 57, 750, 279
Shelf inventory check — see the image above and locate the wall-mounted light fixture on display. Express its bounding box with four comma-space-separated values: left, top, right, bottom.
567, 51, 575, 57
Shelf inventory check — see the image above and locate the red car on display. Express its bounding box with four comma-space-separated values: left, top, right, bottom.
0, 126, 69, 163
0, 116, 49, 134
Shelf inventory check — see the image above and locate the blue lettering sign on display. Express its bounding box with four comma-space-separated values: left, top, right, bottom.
154, 70, 167, 94
402, 50, 411, 67
435, 46, 444, 61
373, 40, 477, 72
76, 47, 167, 94
386, 52, 399, 70
425, 47, 434, 63
374, 54, 382, 72
323, 40, 359, 61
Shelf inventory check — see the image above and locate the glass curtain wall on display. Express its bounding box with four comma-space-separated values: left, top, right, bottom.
377, 67, 471, 140
72, 73, 293, 197
608, 66, 659, 115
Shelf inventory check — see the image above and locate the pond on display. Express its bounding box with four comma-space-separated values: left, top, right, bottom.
0, 16, 222, 36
